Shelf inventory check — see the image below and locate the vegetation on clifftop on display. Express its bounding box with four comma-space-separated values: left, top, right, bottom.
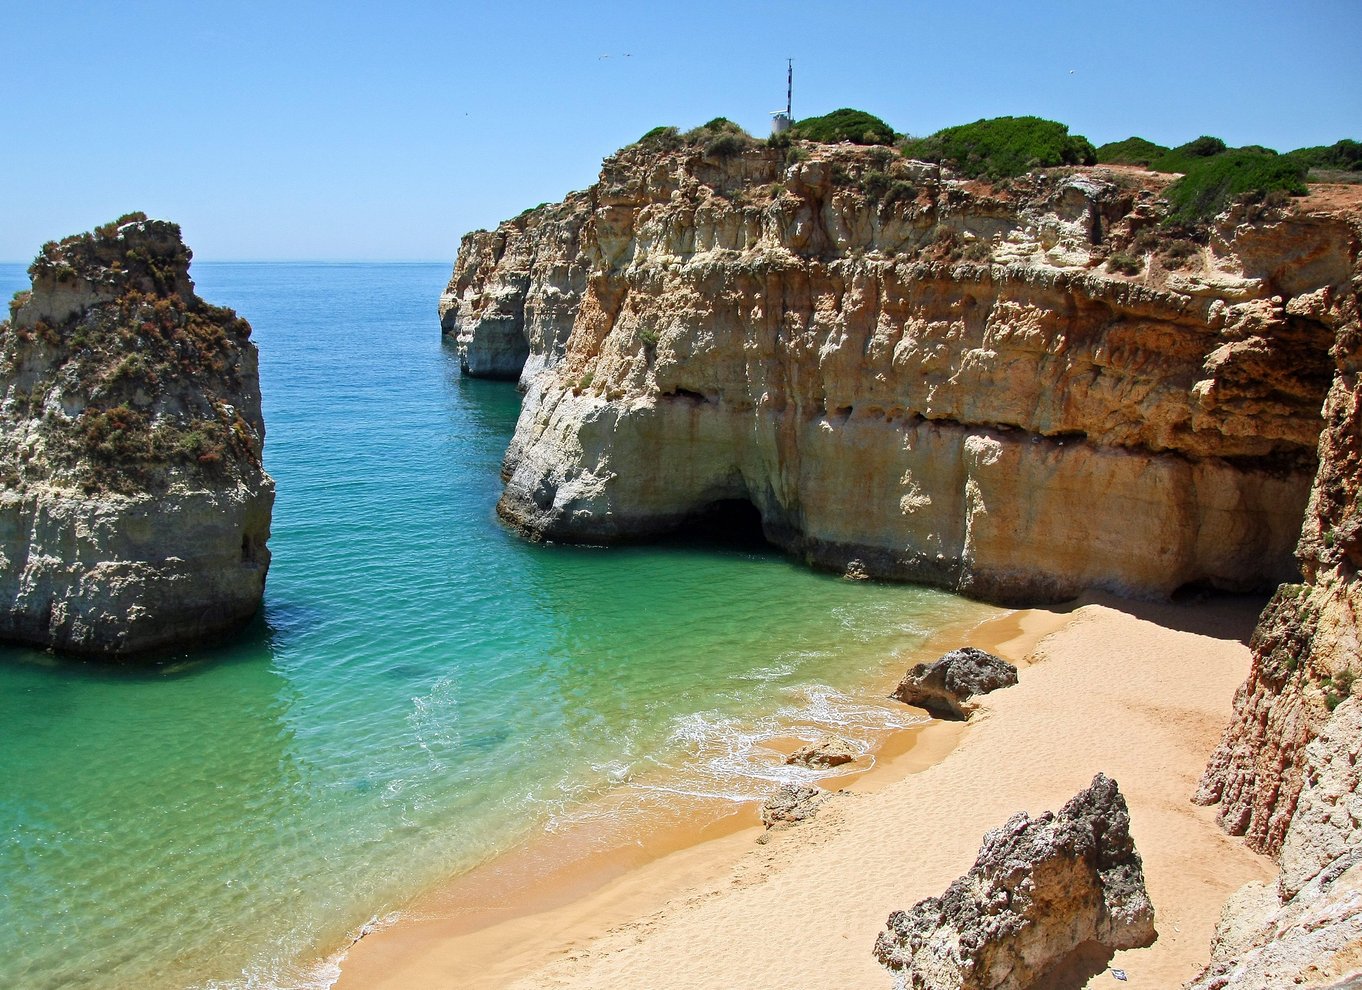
630, 118, 758, 158
1096, 137, 1170, 167
1286, 139, 1362, 174
619, 112, 1347, 225
791, 108, 895, 146
1165, 152, 1307, 224
899, 116, 1097, 179
1, 216, 262, 495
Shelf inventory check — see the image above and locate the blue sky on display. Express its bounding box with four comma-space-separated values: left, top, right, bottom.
3, 0, 1359, 262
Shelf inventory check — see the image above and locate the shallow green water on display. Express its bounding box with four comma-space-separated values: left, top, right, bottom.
0, 262, 992, 989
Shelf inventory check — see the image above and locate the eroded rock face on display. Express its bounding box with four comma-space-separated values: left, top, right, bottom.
891, 647, 1018, 720
873, 774, 1156, 990
444, 141, 1355, 602
1196, 251, 1362, 857
1186, 851, 1362, 990
0, 215, 274, 657
1192, 219, 1362, 984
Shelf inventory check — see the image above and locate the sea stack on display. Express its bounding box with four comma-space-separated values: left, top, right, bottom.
0, 214, 274, 657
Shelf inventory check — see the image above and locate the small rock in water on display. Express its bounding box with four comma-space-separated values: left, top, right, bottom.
785, 735, 859, 768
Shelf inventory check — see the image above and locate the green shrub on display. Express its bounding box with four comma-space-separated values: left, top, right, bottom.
678, 117, 756, 157
792, 108, 895, 145
860, 168, 918, 208
1107, 252, 1144, 275
1164, 151, 1307, 223
705, 133, 749, 158
900, 116, 1097, 179
1287, 138, 1362, 172
1096, 136, 1169, 166
1148, 136, 1230, 174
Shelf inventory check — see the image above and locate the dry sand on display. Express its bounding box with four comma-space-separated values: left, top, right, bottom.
337, 593, 1272, 990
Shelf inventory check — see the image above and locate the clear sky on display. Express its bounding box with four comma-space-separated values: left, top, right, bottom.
3, 0, 1359, 262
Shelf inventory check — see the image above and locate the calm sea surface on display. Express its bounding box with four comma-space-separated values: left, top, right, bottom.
0, 261, 993, 989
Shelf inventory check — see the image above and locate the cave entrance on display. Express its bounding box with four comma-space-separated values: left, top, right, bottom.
662, 498, 772, 553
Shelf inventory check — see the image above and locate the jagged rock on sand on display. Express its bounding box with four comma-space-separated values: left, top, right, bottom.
891, 647, 1019, 721
873, 773, 1156, 990
760, 784, 827, 829
1186, 849, 1362, 989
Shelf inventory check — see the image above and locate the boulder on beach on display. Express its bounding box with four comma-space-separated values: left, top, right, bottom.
760, 784, 826, 829
891, 647, 1018, 720
873, 773, 1157, 990
785, 735, 859, 769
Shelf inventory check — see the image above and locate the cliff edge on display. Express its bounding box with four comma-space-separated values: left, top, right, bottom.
442, 139, 1357, 604
0, 214, 274, 657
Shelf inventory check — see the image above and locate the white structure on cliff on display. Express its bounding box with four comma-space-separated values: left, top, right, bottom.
770, 59, 792, 134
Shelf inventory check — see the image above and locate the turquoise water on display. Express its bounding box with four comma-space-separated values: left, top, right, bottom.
0, 262, 992, 989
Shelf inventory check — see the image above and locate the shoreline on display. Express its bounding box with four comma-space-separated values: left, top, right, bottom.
333, 601, 1072, 989
336, 591, 1271, 990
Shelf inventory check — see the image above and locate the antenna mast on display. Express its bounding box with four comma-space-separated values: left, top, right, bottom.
770, 59, 794, 135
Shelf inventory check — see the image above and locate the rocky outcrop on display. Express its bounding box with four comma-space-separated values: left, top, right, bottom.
1191, 203, 1362, 984
891, 647, 1018, 720
760, 784, 827, 829
785, 734, 859, 768
1186, 850, 1362, 989
0, 214, 273, 657
873, 774, 1156, 990
443, 139, 1355, 603
1195, 233, 1359, 855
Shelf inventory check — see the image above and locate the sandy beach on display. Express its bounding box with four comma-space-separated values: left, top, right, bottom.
337, 593, 1273, 990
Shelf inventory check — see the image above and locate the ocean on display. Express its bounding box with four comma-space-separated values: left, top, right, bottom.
0, 261, 994, 989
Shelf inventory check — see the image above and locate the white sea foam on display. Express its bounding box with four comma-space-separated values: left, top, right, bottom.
544, 678, 928, 826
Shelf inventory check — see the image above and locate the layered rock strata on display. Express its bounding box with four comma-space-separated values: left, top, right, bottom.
0, 215, 274, 657
873, 774, 1156, 990
443, 140, 1353, 602
891, 646, 1018, 720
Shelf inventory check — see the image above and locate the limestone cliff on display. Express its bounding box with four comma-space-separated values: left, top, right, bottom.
1187, 229, 1361, 984
442, 140, 1355, 603
1194, 218, 1359, 857
0, 214, 274, 657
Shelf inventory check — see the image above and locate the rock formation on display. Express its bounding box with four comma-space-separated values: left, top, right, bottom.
443, 134, 1362, 982
441, 139, 1354, 603
1190, 197, 1362, 985
785, 734, 859, 768
0, 214, 274, 657
873, 773, 1156, 990
1186, 849, 1362, 989
760, 784, 827, 829
891, 646, 1018, 720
